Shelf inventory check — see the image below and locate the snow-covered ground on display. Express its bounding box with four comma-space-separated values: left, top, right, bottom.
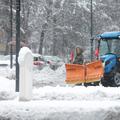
33, 65, 66, 87
0, 64, 120, 120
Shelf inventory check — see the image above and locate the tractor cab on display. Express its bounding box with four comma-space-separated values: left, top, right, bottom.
95, 31, 120, 86
97, 31, 120, 56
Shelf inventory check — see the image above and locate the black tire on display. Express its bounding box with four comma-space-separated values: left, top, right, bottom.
113, 72, 120, 87
101, 77, 109, 87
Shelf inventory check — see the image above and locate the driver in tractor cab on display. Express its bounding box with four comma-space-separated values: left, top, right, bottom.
73, 47, 84, 64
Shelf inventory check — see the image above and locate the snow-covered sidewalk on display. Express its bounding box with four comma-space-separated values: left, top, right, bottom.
0, 66, 120, 120
0, 100, 120, 120
0, 76, 120, 120
33, 86, 120, 101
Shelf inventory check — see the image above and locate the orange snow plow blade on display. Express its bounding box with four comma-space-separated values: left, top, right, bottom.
65, 64, 85, 84
65, 60, 104, 84
85, 60, 104, 83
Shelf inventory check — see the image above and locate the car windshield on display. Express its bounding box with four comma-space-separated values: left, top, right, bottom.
100, 39, 120, 55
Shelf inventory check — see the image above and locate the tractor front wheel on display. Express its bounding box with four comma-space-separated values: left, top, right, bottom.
101, 77, 109, 87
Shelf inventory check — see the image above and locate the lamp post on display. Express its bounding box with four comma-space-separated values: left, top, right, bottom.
16, 0, 21, 92
90, 0, 93, 61
90, 0, 93, 38
10, 0, 13, 69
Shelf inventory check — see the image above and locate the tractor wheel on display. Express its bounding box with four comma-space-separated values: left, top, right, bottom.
101, 77, 109, 87
113, 72, 120, 87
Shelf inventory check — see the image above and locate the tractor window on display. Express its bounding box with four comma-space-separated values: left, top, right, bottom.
99, 40, 109, 55
100, 39, 120, 55
112, 39, 120, 54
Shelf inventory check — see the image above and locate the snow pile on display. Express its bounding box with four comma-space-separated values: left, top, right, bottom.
54, 65, 66, 85
39, 66, 55, 75
33, 65, 66, 87
33, 66, 56, 87
0, 75, 120, 119
33, 86, 120, 101
0, 66, 9, 77
18, 47, 33, 66
0, 66, 15, 79
55, 64, 66, 75
0, 76, 16, 100
0, 100, 120, 120
0, 76, 15, 91
6, 67, 16, 80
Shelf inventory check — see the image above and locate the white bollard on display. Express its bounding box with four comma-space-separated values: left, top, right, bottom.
18, 47, 33, 101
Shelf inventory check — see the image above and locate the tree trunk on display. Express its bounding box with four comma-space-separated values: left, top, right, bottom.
4, 26, 10, 55
21, 0, 30, 43
38, 23, 48, 54
38, 30, 45, 54
52, 16, 57, 56
5, 40, 9, 55
52, 29, 56, 56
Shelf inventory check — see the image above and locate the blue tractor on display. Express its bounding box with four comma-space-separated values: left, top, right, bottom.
94, 31, 120, 87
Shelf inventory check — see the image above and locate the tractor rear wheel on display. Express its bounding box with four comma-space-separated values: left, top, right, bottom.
113, 72, 120, 87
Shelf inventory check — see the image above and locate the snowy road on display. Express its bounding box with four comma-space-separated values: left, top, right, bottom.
0, 66, 120, 119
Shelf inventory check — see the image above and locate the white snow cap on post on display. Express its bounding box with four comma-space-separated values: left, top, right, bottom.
18, 47, 33, 101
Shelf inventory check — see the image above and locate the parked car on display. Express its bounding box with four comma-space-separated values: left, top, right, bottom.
43, 55, 64, 70
32, 53, 46, 69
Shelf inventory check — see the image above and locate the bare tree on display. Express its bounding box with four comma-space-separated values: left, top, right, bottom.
38, 23, 48, 54
38, 0, 53, 54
